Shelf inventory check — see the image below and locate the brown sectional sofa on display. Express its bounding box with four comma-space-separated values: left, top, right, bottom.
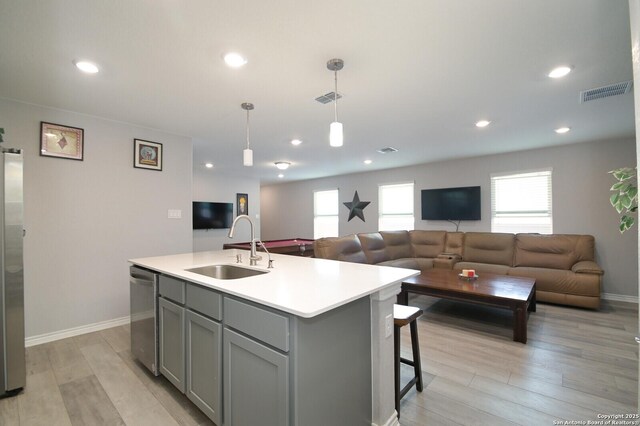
314, 230, 604, 309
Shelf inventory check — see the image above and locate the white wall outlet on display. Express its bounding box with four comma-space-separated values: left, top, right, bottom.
385, 314, 393, 338
168, 209, 182, 219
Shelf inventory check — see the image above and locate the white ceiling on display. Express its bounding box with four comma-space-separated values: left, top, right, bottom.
0, 0, 635, 184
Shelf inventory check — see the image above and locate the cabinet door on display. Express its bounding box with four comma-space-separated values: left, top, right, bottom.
186, 310, 221, 425
223, 328, 289, 426
159, 297, 185, 392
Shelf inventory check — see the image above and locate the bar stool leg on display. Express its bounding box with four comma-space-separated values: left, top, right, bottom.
394, 324, 401, 417
409, 319, 423, 392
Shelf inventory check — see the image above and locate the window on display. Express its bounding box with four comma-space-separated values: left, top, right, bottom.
314, 189, 339, 239
379, 182, 414, 231
491, 169, 553, 234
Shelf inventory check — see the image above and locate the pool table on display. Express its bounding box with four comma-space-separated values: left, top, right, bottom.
223, 238, 315, 257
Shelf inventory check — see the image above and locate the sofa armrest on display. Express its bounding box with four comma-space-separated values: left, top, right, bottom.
434, 254, 461, 269
571, 260, 604, 275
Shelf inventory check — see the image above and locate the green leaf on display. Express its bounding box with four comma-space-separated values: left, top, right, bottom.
610, 193, 620, 207
611, 181, 631, 192
620, 215, 635, 233
627, 186, 637, 199
621, 194, 632, 209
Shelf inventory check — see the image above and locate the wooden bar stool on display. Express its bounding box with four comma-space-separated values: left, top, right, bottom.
393, 304, 424, 417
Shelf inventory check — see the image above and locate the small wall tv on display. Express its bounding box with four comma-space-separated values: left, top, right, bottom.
421, 186, 481, 221
193, 201, 233, 229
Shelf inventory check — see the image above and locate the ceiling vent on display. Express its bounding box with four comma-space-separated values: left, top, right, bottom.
580, 81, 633, 103
377, 147, 398, 154
315, 92, 342, 104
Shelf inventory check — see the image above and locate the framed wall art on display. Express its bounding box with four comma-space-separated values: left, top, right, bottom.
40, 122, 84, 160
237, 193, 248, 216
134, 139, 163, 171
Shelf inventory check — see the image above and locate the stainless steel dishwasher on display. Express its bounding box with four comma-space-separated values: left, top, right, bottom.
130, 265, 159, 376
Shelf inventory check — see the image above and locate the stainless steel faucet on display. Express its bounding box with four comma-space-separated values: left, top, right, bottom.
228, 215, 261, 266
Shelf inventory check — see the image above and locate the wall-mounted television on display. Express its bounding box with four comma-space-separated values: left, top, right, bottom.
421, 186, 481, 221
193, 201, 233, 229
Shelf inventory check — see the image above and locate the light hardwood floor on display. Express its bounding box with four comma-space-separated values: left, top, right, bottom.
1, 298, 637, 426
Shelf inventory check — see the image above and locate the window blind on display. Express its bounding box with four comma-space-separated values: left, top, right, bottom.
491, 169, 552, 234
314, 189, 339, 238
378, 182, 414, 231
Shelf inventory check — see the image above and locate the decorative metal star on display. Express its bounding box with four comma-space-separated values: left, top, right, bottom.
343, 191, 371, 222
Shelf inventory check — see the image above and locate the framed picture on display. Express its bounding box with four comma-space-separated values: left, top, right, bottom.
237, 193, 248, 216
134, 139, 163, 171
40, 122, 84, 160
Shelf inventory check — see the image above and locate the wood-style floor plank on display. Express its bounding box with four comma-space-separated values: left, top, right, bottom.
59, 375, 125, 426
17, 369, 72, 426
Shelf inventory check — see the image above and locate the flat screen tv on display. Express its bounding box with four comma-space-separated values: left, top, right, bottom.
421, 186, 481, 221
193, 201, 233, 229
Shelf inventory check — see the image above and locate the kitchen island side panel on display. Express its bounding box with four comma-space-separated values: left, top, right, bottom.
291, 296, 372, 426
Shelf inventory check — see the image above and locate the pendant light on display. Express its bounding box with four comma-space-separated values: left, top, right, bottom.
241, 102, 254, 166
327, 58, 344, 147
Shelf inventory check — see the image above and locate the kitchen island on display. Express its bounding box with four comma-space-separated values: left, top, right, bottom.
130, 249, 419, 426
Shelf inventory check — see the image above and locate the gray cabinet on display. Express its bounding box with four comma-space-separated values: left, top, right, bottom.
158, 277, 223, 424
223, 328, 289, 426
158, 297, 185, 392
186, 310, 221, 425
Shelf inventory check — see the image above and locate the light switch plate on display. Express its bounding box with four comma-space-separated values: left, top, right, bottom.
168, 209, 182, 219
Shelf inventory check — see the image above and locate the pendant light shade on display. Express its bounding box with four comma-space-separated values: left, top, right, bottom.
327, 58, 344, 147
241, 102, 254, 167
330, 122, 343, 147
243, 148, 253, 166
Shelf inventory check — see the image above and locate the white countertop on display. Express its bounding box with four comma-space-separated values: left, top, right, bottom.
129, 250, 420, 318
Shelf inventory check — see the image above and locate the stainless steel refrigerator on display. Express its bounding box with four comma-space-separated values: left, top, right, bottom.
0, 147, 25, 395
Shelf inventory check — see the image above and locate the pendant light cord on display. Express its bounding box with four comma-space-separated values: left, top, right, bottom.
246, 109, 250, 150
334, 70, 338, 122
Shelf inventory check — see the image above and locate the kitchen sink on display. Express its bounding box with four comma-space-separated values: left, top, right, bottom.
185, 264, 268, 280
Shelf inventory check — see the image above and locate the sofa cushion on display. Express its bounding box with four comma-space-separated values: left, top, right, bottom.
358, 232, 390, 264
409, 230, 446, 258
514, 234, 595, 270
379, 258, 420, 270
463, 232, 514, 266
444, 232, 465, 256
380, 231, 412, 259
313, 235, 367, 263
453, 261, 511, 275
508, 267, 600, 297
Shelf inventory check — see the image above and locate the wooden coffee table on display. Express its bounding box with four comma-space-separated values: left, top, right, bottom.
398, 269, 536, 343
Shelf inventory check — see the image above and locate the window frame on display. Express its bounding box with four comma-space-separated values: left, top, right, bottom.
378, 181, 415, 231
313, 188, 339, 239
490, 168, 553, 234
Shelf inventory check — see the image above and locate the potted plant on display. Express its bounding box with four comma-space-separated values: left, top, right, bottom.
609, 167, 638, 233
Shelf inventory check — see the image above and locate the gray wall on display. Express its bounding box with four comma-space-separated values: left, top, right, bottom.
261, 137, 638, 297
0, 98, 193, 338
192, 166, 261, 251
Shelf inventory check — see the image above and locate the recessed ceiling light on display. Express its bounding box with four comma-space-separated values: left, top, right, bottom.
278, 173, 284, 178
364, 159, 372, 165
74, 60, 99, 74
275, 161, 291, 170
205, 163, 213, 168
475, 120, 491, 128
548, 66, 571, 79
223, 52, 247, 68
555, 127, 571, 134
291, 139, 302, 146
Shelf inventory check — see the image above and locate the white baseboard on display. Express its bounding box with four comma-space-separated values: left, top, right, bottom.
602, 293, 639, 304
25, 315, 130, 347
372, 412, 400, 426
